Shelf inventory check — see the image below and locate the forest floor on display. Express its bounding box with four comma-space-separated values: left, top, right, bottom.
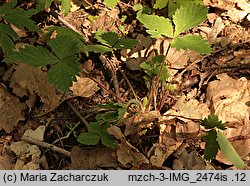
0, 0, 250, 170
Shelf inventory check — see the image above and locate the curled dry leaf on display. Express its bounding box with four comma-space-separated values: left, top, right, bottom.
108, 126, 149, 168
70, 76, 99, 97
0, 84, 26, 133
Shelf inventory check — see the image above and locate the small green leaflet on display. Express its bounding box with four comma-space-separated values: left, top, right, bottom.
203, 130, 219, 161
217, 130, 245, 169
137, 12, 173, 38
87, 45, 113, 53
94, 30, 139, 50
0, 1, 40, 33
201, 114, 226, 130
0, 23, 18, 55
103, 0, 119, 8
171, 35, 211, 55
5, 35, 81, 92
77, 132, 100, 145
5, 45, 59, 67
59, 0, 71, 15
173, 3, 207, 37
35, 0, 53, 11
153, 0, 169, 9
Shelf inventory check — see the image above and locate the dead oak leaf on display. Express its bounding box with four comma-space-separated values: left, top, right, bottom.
108, 126, 150, 168
8, 64, 61, 114
70, 76, 99, 97
71, 146, 118, 169
0, 84, 26, 133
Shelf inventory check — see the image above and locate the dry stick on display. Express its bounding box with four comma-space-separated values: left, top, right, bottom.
99, 55, 121, 101
118, 67, 138, 101
49, 10, 84, 37
52, 122, 81, 145
82, 70, 125, 104
21, 136, 71, 157
66, 100, 88, 127
145, 44, 171, 112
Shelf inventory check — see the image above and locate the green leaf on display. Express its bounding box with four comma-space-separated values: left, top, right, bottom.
101, 133, 116, 148
4, 45, 59, 66
87, 45, 112, 53
203, 130, 219, 161
217, 130, 245, 169
173, 3, 207, 36
114, 37, 139, 49
103, 0, 119, 8
35, 0, 53, 11
133, 4, 143, 11
60, 0, 71, 15
47, 36, 81, 59
77, 132, 100, 145
0, 1, 40, 33
154, 0, 169, 9
137, 13, 173, 38
201, 114, 226, 130
45, 26, 88, 55
87, 122, 103, 134
171, 35, 211, 55
47, 55, 80, 91
95, 30, 119, 47
168, 1, 178, 18
0, 23, 19, 55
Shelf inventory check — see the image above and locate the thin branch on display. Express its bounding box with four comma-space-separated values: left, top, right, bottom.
66, 100, 88, 127
21, 136, 71, 157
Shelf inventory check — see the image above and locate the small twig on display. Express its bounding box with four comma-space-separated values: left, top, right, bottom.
52, 122, 80, 145
146, 44, 171, 111
118, 66, 139, 100
66, 100, 88, 127
49, 10, 83, 37
82, 69, 125, 104
21, 136, 71, 157
100, 55, 121, 100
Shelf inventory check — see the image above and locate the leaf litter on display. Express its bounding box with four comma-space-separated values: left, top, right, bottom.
0, 0, 250, 170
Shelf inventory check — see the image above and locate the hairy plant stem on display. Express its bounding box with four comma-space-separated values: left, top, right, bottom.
145, 43, 171, 112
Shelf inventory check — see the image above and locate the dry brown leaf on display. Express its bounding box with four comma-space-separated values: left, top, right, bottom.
108, 126, 150, 168
122, 110, 160, 136
173, 147, 214, 170
206, 73, 249, 126
0, 84, 26, 133
70, 76, 99, 97
10, 141, 41, 170
164, 95, 210, 121
23, 125, 46, 141
9, 64, 61, 114
71, 146, 118, 169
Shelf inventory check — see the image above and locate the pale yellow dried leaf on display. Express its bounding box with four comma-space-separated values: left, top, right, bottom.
23, 125, 46, 141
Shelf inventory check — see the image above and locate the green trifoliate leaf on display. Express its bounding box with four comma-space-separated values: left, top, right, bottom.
154, 0, 169, 9
4, 45, 59, 66
59, 0, 71, 15
95, 30, 119, 47
0, 23, 19, 55
101, 132, 116, 148
201, 114, 226, 130
171, 35, 211, 54
114, 36, 139, 49
0, 1, 40, 33
203, 130, 219, 161
47, 55, 80, 92
137, 13, 173, 38
77, 132, 100, 145
173, 3, 207, 36
87, 45, 113, 53
45, 27, 88, 55
47, 35, 81, 59
217, 130, 245, 169
104, 0, 119, 8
